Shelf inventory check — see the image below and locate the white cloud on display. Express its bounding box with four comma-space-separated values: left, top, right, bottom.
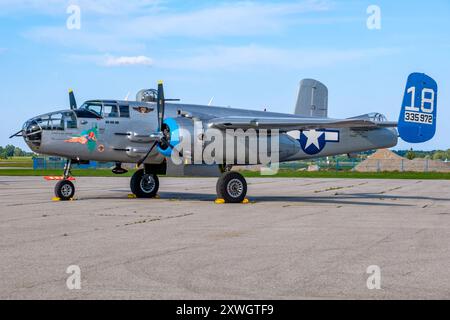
121, 1, 331, 38
25, 26, 146, 53
68, 54, 153, 67
19, 0, 381, 72
104, 55, 153, 67
0, 0, 162, 15
70, 45, 398, 70
25, 0, 332, 50
156, 45, 399, 70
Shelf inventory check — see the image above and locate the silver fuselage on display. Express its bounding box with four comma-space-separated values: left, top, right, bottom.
23, 100, 398, 165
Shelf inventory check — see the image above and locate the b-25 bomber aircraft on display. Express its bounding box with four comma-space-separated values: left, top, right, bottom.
11, 73, 438, 203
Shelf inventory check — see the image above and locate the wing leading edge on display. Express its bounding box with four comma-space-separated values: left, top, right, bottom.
208, 116, 397, 132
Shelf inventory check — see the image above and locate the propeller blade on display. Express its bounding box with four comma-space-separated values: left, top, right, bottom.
138, 81, 183, 165
137, 141, 158, 167
69, 89, 77, 110
157, 81, 165, 132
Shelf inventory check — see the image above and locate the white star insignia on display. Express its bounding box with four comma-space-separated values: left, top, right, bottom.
303, 130, 324, 149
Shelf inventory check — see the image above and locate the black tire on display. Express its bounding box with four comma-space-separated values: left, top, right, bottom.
55, 180, 75, 201
130, 169, 159, 198
216, 171, 247, 203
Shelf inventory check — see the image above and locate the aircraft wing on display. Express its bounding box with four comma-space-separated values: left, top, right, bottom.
207, 116, 398, 132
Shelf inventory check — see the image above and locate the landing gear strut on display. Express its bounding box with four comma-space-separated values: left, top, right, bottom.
54, 159, 75, 201
216, 171, 247, 203
130, 169, 160, 198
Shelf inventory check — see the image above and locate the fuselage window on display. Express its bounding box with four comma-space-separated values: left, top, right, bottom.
119, 105, 130, 118
80, 102, 103, 118
64, 112, 77, 129
104, 104, 119, 118
48, 115, 64, 131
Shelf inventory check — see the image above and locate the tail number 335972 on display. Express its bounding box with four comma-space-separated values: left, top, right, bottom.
404, 87, 435, 124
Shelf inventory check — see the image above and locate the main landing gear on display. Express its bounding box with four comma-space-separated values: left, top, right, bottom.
54, 159, 75, 201
53, 161, 248, 203
130, 169, 160, 198
216, 171, 248, 203
129, 167, 248, 203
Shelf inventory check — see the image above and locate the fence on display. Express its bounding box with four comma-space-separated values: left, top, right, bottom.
354, 158, 450, 173
33, 157, 114, 170
279, 158, 450, 173
280, 159, 361, 171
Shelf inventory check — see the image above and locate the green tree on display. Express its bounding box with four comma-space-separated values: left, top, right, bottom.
4, 145, 15, 157
433, 151, 447, 161
13, 147, 25, 157
406, 149, 416, 160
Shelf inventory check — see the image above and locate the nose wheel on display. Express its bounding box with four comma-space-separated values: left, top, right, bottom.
53, 159, 76, 201
130, 169, 160, 198
55, 180, 75, 201
216, 171, 248, 203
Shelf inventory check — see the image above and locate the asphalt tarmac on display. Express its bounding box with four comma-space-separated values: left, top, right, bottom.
0, 176, 449, 299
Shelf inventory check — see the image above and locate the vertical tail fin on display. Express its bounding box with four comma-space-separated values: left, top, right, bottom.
294, 79, 328, 118
398, 73, 438, 143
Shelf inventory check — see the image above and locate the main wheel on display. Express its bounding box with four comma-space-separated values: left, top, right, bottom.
130, 169, 159, 198
55, 180, 75, 201
216, 171, 247, 203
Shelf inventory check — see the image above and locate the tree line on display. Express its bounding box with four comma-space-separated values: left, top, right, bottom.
0, 145, 34, 159
396, 149, 450, 161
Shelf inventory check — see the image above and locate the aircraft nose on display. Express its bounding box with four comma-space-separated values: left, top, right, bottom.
22, 118, 43, 150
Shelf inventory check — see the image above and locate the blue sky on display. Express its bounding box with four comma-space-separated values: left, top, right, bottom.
0, 0, 449, 150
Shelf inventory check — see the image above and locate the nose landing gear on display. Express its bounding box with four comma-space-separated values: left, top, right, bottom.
55, 180, 75, 201
54, 159, 76, 201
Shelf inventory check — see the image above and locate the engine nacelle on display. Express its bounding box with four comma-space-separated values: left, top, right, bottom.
157, 117, 197, 158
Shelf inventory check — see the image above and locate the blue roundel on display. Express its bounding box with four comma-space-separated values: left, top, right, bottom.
298, 129, 340, 155
157, 118, 180, 157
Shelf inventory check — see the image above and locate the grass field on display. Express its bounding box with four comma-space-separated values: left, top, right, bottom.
0, 169, 134, 177
242, 170, 450, 180
0, 168, 450, 180
0, 157, 33, 168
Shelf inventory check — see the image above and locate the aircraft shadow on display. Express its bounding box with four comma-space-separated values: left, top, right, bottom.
334, 192, 450, 202
157, 192, 409, 207
79, 190, 449, 207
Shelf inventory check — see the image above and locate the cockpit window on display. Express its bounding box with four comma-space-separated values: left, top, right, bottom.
104, 104, 119, 118
25, 111, 77, 132
119, 105, 130, 118
80, 102, 103, 117
48, 114, 64, 131
367, 112, 388, 123
64, 111, 77, 129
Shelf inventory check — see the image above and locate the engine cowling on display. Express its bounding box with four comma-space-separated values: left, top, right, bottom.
157, 117, 196, 158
